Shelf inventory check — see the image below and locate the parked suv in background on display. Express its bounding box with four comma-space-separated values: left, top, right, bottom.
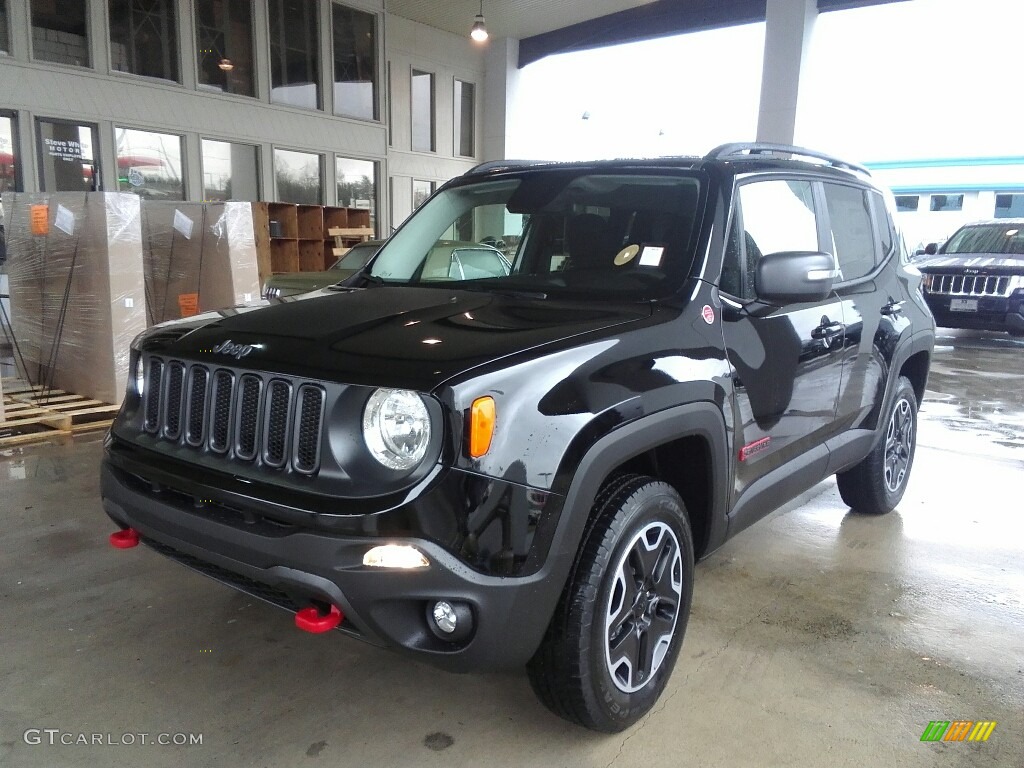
918, 219, 1024, 336
101, 144, 934, 732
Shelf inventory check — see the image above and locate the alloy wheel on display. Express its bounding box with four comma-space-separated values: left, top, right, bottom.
884, 398, 914, 493
604, 521, 683, 693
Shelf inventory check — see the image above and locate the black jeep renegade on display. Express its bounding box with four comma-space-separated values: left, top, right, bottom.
101, 143, 935, 732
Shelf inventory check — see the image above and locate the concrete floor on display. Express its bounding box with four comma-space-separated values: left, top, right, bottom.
1, 328, 1021, 768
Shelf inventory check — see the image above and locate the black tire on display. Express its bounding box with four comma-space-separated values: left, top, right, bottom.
836, 375, 918, 515
527, 474, 695, 732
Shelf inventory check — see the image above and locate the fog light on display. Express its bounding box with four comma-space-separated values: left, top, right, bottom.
363, 544, 429, 569
427, 600, 473, 641
432, 601, 458, 634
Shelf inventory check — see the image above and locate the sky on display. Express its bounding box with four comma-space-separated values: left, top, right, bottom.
510, 0, 1024, 164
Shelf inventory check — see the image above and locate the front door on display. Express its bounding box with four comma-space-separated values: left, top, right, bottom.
719, 178, 845, 504
37, 119, 100, 192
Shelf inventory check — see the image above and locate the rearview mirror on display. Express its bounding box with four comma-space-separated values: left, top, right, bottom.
755, 251, 837, 304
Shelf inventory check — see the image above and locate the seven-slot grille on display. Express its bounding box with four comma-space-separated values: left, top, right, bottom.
925, 273, 1011, 297
142, 357, 325, 474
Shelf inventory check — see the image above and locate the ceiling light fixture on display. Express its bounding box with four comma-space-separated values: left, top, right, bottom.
470, 0, 488, 42
218, 58, 234, 71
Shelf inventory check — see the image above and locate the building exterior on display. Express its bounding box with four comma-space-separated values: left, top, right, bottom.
0, 0, 486, 235
867, 157, 1024, 251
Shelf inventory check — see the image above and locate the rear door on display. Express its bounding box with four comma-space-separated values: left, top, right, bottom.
826, 183, 913, 436
720, 177, 846, 506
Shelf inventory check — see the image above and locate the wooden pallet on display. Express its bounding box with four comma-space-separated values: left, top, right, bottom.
0, 379, 120, 448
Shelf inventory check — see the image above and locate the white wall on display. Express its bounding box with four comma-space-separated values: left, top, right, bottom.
384, 15, 485, 229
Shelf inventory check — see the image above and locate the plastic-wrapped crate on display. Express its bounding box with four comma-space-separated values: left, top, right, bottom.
1, 192, 147, 406
140, 201, 260, 325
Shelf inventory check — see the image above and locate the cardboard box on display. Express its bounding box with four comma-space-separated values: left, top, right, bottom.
2, 192, 147, 406
141, 201, 260, 324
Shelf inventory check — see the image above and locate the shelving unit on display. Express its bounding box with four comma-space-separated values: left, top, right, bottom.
252, 203, 374, 279
326, 207, 374, 260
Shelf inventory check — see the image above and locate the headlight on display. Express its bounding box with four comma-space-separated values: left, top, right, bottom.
134, 355, 145, 397
362, 388, 431, 470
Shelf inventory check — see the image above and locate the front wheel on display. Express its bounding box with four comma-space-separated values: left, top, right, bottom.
527, 475, 695, 732
836, 375, 919, 514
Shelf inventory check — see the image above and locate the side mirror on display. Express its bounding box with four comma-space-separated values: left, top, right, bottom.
924, 242, 939, 255
756, 251, 837, 304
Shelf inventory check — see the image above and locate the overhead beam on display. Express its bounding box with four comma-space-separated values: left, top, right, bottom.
518, 0, 909, 68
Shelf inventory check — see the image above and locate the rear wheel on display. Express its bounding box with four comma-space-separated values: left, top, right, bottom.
527, 475, 694, 732
836, 375, 918, 514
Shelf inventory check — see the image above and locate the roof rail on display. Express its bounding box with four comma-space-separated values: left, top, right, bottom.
466, 159, 544, 175
704, 142, 870, 176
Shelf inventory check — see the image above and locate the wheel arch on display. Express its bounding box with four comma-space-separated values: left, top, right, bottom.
540, 402, 730, 587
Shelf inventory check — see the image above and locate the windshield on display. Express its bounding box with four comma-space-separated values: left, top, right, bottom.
330, 242, 378, 270
943, 223, 1024, 255
369, 170, 703, 297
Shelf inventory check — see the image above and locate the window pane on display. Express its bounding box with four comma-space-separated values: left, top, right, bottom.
0, 114, 18, 192
824, 183, 875, 281
336, 156, 377, 234
0, 1, 9, 53
994, 193, 1024, 218
110, 0, 179, 81
332, 4, 376, 120
894, 195, 919, 212
412, 179, 434, 209
454, 80, 474, 157
274, 148, 322, 204
411, 70, 434, 152
38, 120, 98, 192
31, 0, 90, 67
870, 192, 894, 256
115, 127, 184, 199
929, 194, 963, 212
196, 0, 255, 97
202, 139, 259, 201
737, 180, 818, 299
269, 0, 320, 110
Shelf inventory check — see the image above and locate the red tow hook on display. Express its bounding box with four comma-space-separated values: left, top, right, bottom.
109, 528, 140, 549
295, 604, 343, 633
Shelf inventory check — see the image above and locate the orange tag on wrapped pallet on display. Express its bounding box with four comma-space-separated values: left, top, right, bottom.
178, 293, 200, 318
30, 205, 50, 236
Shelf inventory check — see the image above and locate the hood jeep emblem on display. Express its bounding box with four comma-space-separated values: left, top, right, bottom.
213, 340, 256, 359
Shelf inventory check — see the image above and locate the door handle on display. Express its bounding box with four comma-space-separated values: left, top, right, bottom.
811, 321, 844, 340
881, 300, 905, 316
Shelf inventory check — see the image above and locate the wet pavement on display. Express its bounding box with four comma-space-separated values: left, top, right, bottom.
0, 328, 1021, 768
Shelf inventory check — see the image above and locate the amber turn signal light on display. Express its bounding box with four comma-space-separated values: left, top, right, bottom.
469, 396, 496, 458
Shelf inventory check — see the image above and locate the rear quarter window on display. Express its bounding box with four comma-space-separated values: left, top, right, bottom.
823, 183, 876, 282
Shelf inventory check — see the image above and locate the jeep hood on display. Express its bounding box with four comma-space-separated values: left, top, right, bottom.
917, 254, 1024, 273
141, 287, 651, 391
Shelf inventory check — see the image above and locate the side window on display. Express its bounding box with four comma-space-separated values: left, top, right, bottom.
823, 183, 875, 282
720, 211, 744, 296
735, 179, 818, 299
869, 191, 894, 257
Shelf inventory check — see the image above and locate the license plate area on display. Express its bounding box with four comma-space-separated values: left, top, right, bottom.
950, 298, 978, 312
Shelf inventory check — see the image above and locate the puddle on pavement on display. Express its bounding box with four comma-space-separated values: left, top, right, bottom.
921, 330, 1024, 457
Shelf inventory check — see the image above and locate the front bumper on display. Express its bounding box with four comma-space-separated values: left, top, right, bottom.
100, 456, 566, 672
923, 292, 1024, 333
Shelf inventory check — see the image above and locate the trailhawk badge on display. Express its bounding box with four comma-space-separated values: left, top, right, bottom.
213, 340, 256, 359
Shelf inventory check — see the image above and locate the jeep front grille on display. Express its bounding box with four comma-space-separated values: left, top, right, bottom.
142, 357, 325, 474
925, 273, 1011, 297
